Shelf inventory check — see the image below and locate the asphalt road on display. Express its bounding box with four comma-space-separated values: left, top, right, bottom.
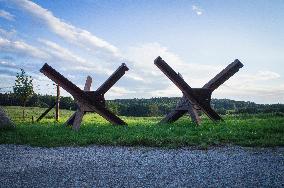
0, 144, 283, 187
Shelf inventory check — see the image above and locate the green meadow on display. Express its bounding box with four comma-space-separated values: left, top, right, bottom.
1, 106, 283, 148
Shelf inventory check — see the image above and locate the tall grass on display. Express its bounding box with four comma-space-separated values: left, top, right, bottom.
1, 106, 283, 148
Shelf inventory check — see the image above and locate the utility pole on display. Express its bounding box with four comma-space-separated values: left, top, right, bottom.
55, 84, 60, 121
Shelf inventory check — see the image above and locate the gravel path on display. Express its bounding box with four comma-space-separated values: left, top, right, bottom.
0, 145, 283, 188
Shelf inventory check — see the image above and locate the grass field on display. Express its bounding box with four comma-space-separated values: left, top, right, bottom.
1, 106, 284, 148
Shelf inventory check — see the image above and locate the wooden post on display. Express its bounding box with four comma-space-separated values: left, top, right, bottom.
67, 76, 92, 130
55, 84, 60, 121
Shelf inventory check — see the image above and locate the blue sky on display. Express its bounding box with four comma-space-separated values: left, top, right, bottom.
0, 0, 283, 104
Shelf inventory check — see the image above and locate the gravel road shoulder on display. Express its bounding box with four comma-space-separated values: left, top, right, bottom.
0, 144, 283, 187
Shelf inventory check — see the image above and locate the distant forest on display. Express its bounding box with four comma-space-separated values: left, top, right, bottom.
0, 93, 283, 117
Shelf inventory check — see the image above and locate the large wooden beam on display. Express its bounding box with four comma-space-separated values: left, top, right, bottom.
203, 59, 243, 90
40, 63, 127, 125
160, 74, 201, 124
96, 63, 129, 95
157, 57, 243, 124
154, 56, 222, 122
66, 76, 92, 127
36, 102, 56, 122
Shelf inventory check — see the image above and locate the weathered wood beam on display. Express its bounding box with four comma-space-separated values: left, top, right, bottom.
154, 56, 222, 122
160, 109, 187, 123
160, 94, 201, 124
66, 76, 92, 127
36, 102, 56, 122
96, 63, 129, 95
40, 63, 126, 125
72, 107, 85, 131
203, 59, 243, 90
65, 111, 76, 126
187, 104, 201, 124
84, 76, 92, 91
160, 73, 201, 124
158, 58, 243, 124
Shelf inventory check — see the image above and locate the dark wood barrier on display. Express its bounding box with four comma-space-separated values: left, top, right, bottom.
40, 63, 129, 130
154, 56, 243, 125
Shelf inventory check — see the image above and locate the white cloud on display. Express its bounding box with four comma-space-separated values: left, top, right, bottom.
62, 64, 113, 76
1, 33, 282, 102
212, 69, 283, 103
124, 42, 284, 103
37, 39, 119, 76
126, 42, 184, 72
0, 34, 112, 73
149, 85, 180, 97
0, 37, 49, 59
0, 74, 16, 92
5, 0, 213, 88
192, 5, 203, 16
125, 72, 145, 82
125, 42, 185, 83
106, 86, 136, 98
0, 27, 17, 39
119, 42, 225, 98
38, 39, 88, 65
239, 71, 280, 81
1, 0, 283, 103
0, 60, 19, 69
0, 10, 15, 21
0, 36, 123, 97
124, 42, 221, 86
0, 36, 112, 78
214, 83, 284, 104
11, 0, 121, 60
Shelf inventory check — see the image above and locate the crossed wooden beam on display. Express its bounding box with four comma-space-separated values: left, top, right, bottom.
154, 56, 243, 124
40, 63, 128, 130
40, 57, 243, 129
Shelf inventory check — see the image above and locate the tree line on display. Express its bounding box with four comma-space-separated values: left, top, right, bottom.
1, 69, 283, 117
1, 93, 283, 116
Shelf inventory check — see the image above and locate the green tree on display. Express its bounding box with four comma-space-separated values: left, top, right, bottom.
13, 69, 34, 120
149, 104, 159, 116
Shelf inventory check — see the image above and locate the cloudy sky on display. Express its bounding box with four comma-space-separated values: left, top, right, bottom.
0, 0, 283, 104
